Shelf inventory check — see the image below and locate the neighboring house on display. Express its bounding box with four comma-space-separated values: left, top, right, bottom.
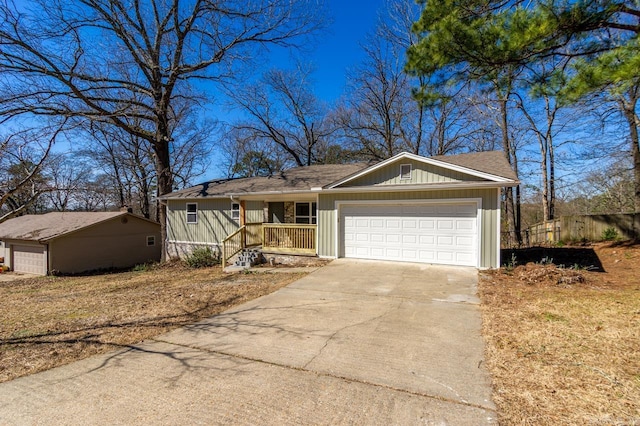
161, 151, 519, 269
0, 212, 161, 275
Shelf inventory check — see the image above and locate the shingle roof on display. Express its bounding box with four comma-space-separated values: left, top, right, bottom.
0, 212, 141, 242
163, 163, 370, 199
162, 150, 518, 200
431, 151, 519, 181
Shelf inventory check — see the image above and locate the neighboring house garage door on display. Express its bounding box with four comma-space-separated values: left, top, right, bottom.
340, 202, 479, 267
13, 245, 46, 275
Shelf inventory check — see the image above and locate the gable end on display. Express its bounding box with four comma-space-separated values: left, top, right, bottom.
334, 158, 491, 187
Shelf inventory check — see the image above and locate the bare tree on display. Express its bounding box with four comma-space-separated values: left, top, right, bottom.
0, 0, 324, 258
42, 153, 94, 212
0, 125, 63, 222
227, 67, 335, 168
336, 36, 414, 160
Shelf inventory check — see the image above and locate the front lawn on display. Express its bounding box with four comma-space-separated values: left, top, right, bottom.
0, 263, 306, 383
480, 243, 640, 425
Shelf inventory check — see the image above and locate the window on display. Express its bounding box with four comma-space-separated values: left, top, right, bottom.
146, 236, 156, 246
400, 164, 412, 180
231, 202, 240, 222
186, 203, 197, 224
295, 202, 317, 224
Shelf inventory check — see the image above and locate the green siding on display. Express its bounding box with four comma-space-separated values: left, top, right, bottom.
245, 200, 265, 223
318, 188, 500, 268
343, 159, 481, 187
167, 199, 264, 245
168, 199, 238, 245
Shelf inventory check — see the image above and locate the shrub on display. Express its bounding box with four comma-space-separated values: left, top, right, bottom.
132, 262, 157, 272
601, 227, 619, 241
186, 247, 219, 268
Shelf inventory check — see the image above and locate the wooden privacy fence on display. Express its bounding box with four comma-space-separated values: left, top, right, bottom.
263, 224, 316, 255
526, 214, 640, 246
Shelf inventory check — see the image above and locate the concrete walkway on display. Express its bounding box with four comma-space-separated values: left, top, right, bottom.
0, 259, 496, 425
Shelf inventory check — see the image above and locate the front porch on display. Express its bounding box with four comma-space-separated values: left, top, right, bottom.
221, 222, 317, 267
222, 199, 319, 267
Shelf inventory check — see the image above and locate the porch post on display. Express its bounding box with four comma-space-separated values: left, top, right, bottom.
240, 201, 247, 248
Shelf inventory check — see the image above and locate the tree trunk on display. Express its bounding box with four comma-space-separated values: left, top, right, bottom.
548, 137, 556, 219
498, 97, 519, 246
154, 132, 173, 262
622, 98, 640, 212
415, 99, 424, 155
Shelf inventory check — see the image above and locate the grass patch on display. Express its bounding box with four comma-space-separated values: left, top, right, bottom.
0, 263, 306, 383
481, 243, 640, 425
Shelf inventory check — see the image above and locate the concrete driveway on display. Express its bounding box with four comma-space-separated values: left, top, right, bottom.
0, 259, 496, 425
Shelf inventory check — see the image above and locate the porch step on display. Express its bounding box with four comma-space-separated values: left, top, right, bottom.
233, 248, 264, 269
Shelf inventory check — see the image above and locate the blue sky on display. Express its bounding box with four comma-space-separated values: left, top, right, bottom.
306, 0, 387, 102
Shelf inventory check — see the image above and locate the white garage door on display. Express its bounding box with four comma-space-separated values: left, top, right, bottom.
341, 203, 479, 267
13, 245, 46, 275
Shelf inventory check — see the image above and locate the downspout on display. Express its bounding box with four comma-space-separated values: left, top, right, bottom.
46, 241, 51, 276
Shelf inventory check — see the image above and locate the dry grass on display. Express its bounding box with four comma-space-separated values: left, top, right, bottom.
480, 243, 640, 425
0, 263, 306, 383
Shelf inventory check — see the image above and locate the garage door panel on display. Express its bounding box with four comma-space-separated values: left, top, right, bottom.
370, 219, 384, 228
457, 219, 475, 230
437, 251, 455, 262
456, 236, 474, 247
355, 233, 369, 242
342, 202, 478, 267
402, 234, 417, 244
402, 218, 417, 228
386, 248, 401, 258
370, 247, 385, 257
386, 234, 401, 243
437, 220, 455, 230
419, 235, 436, 245
418, 219, 435, 230
370, 233, 385, 243
437, 235, 454, 246
386, 219, 401, 228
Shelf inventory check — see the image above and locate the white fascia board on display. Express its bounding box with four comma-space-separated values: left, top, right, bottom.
163, 188, 322, 201
323, 181, 518, 194
326, 152, 512, 189
227, 189, 320, 201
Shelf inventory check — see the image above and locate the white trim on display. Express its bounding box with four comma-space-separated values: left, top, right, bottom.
334, 198, 483, 268
167, 240, 221, 247
186, 202, 198, 224
496, 187, 502, 269
324, 181, 516, 194
327, 152, 513, 189
162, 179, 517, 202
231, 201, 240, 222
146, 235, 156, 247
315, 194, 319, 255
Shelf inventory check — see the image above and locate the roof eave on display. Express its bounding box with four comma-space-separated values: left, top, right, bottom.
162, 180, 518, 200
163, 188, 323, 201
325, 152, 514, 189
322, 180, 519, 194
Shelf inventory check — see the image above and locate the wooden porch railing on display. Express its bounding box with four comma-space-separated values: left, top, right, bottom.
262, 224, 316, 255
221, 222, 263, 267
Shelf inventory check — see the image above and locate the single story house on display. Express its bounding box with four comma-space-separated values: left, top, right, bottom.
161, 151, 519, 269
0, 211, 161, 275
